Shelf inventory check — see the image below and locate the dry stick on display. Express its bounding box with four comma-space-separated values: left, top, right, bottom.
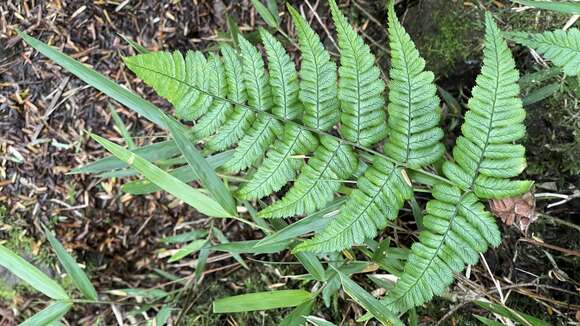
518, 238, 580, 257
304, 0, 339, 52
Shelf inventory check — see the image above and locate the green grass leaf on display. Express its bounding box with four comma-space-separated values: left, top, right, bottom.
168, 239, 207, 262
90, 133, 232, 218
475, 301, 551, 326
70, 140, 179, 175
335, 268, 403, 326
280, 300, 314, 326
513, 0, 580, 14
211, 227, 248, 269
121, 150, 233, 195
18, 31, 184, 132
305, 316, 338, 326
20, 301, 72, 326
109, 106, 136, 150
213, 289, 312, 313
0, 245, 68, 300
250, 0, 279, 27
164, 117, 237, 216
43, 226, 98, 301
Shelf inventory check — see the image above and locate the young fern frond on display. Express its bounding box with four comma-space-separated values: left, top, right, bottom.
384, 13, 532, 313
508, 28, 580, 76
296, 4, 442, 253
329, 0, 387, 146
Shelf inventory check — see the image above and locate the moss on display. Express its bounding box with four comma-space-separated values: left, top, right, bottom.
403, 1, 482, 77
523, 78, 579, 187
497, 8, 571, 33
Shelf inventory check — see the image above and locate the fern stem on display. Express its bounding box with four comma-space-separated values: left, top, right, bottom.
125, 62, 453, 187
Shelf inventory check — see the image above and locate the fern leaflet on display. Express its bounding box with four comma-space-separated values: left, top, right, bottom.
258, 136, 357, 218
329, 0, 387, 146
508, 28, 580, 76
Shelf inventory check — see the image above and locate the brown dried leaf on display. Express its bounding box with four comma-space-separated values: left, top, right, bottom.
489, 192, 537, 234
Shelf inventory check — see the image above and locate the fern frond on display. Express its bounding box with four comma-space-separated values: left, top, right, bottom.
329, 0, 387, 146
222, 36, 278, 172
296, 4, 444, 254
124, 51, 212, 121
259, 28, 302, 121
385, 13, 531, 313
384, 184, 501, 313
206, 45, 256, 150
192, 54, 232, 138
442, 13, 533, 199
383, 4, 444, 168
508, 28, 580, 76
258, 137, 357, 218
237, 124, 318, 200
294, 157, 412, 253
288, 5, 339, 131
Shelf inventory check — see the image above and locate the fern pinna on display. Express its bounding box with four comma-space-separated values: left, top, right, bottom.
123, 0, 531, 315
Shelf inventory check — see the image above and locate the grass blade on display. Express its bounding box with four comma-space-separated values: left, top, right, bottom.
513, 0, 580, 14
71, 140, 179, 175
20, 301, 72, 326
155, 305, 172, 326
0, 245, 68, 300
522, 82, 560, 106
212, 239, 290, 254
43, 226, 98, 301
295, 252, 325, 281
257, 199, 344, 246
165, 117, 237, 216
334, 268, 403, 326
18, 31, 184, 132
119, 34, 150, 54
109, 106, 137, 150
168, 239, 207, 263
280, 300, 314, 326
90, 133, 232, 217
121, 150, 234, 195
250, 0, 279, 27
211, 227, 248, 269
194, 240, 211, 284
213, 289, 312, 313
305, 316, 338, 326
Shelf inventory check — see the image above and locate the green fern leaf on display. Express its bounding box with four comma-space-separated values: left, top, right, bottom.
385, 184, 501, 313
288, 5, 339, 131
385, 13, 530, 313
206, 45, 256, 150
223, 36, 277, 172
237, 124, 318, 200
258, 137, 357, 218
383, 3, 444, 168
124, 51, 212, 121
329, 0, 387, 146
259, 28, 302, 121
442, 13, 532, 199
294, 157, 412, 253
222, 115, 282, 173
508, 28, 580, 76
296, 4, 444, 254
192, 54, 232, 138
